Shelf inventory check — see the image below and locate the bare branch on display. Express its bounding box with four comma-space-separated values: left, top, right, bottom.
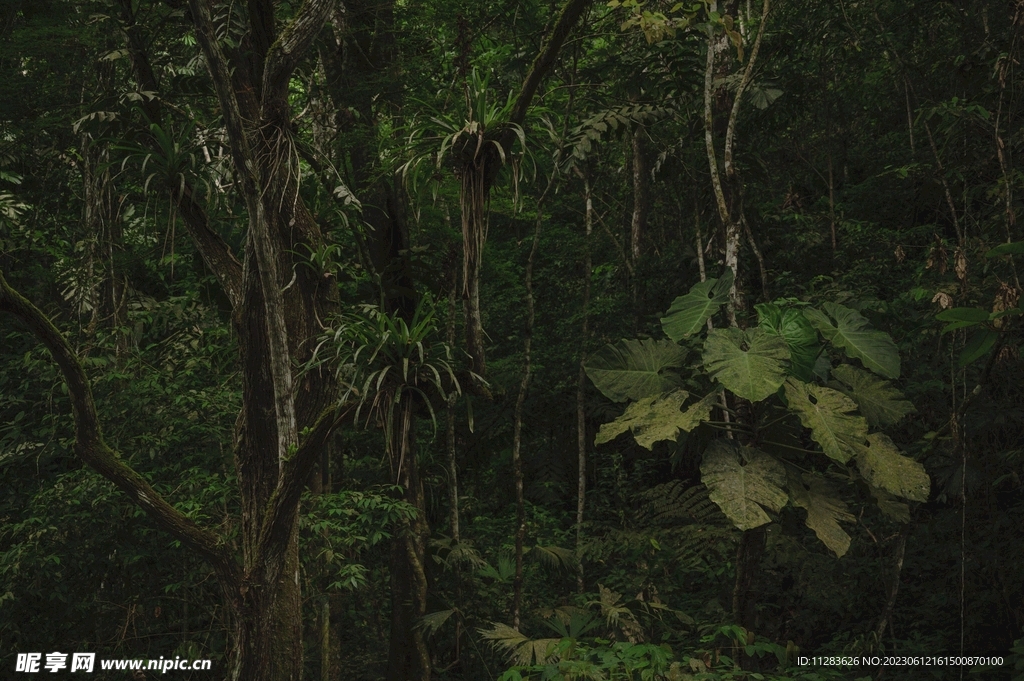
0, 271, 239, 587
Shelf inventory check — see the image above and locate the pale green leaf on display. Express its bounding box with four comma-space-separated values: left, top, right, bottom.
756, 303, 821, 382
869, 485, 911, 523
700, 440, 788, 531
419, 609, 455, 636
660, 269, 734, 340
830, 364, 915, 428
805, 303, 900, 378
595, 389, 693, 449
702, 327, 790, 402
855, 433, 930, 502
786, 470, 854, 557
585, 339, 687, 402
479, 623, 559, 665
783, 379, 868, 463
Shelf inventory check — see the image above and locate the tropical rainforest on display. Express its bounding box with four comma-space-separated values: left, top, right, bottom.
1, 0, 1023, 679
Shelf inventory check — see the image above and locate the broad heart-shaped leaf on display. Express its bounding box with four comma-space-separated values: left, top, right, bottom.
830, 364, 915, 428
585, 339, 687, 402
804, 303, 900, 379
855, 433, 930, 502
786, 470, 854, 557
660, 268, 735, 341
702, 328, 790, 402
869, 485, 911, 523
783, 379, 868, 463
756, 303, 821, 382
700, 440, 787, 531
595, 389, 720, 450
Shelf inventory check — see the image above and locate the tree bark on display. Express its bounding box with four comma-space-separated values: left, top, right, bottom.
576, 175, 593, 592
386, 396, 431, 681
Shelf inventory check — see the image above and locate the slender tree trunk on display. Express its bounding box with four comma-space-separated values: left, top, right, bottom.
875, 524, 911, 643
511, 179, 550, 628
446, 274, 461, 544
387, 396, 431, 681
575, 176, 593, 592
630, 126, 648, 312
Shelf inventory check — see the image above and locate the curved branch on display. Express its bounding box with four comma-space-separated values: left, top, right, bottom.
504, 0, 591, 133
254, 403, 353, 573
263, 0, 335, 106
0, 271, 239, 587
724, 0, 770, 178
118, 0, 243, 308
187, 0, 254, 179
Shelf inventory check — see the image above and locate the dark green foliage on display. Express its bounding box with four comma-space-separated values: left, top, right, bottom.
2, 0, 1024, 678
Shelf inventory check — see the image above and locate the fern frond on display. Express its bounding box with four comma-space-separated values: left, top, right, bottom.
638, 480, 725, 526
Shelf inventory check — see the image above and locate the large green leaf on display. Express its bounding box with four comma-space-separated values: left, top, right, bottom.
957, 328, 999, 367
701, 328, 790, 402
595, 389, 720, 450
786, 470, 854, 557
985, 241, 1024, 257
660, 269, 735, 341
935, 307, 990, 334
783, 379, 868, 463
585, 339, 687, 402
855, 433, 930, 502
804, 303, 900, 378
830, 364, 915, 428
869, 485, 911, 523
756, 303, 821, 382
700, 440, 788, 531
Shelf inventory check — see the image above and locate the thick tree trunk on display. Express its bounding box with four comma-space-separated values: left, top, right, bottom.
229, 524, 303, 681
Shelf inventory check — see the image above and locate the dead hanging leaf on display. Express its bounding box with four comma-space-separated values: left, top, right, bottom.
894, 245, 906, 263
996, 344, 1018, 365
992, 282, 1018, 328
926, 235, 948, 274
931, 292, 953, 310
954, 248, 968, 282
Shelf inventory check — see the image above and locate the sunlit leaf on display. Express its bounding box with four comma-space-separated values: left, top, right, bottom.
869, 485, 911, 523
702, 327, 790, 402
855, 433, 930, 502
783, 379, 868, 463
830, 364, 915, 427
701, 440, 787, 531
787, 470, 854, 557
585, 339, 687, 402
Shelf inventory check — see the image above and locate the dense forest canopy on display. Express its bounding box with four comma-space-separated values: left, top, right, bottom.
1, 0, 1023, 679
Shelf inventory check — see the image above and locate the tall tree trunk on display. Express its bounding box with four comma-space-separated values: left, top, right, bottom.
575, 175, 593, 592
511, 177, 552, 628
387, 396, 431, 681
630, 127, 648, 315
